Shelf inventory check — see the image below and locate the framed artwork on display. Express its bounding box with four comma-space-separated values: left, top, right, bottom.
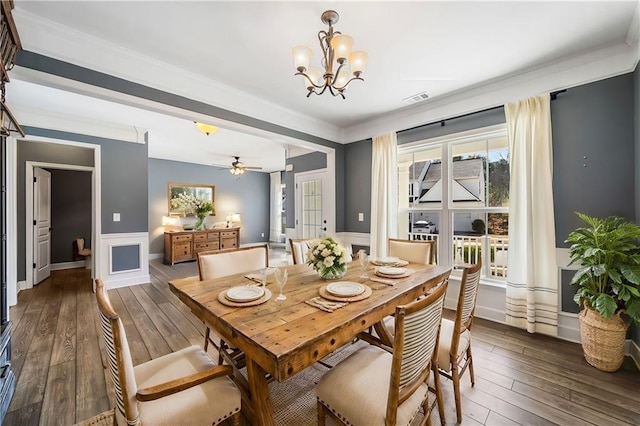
168, 183, 216, 216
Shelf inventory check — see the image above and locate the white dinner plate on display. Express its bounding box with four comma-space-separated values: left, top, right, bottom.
225, 286, 265, 303
376, 266, 407, 276
375, 256, 400, 265
326, 282, 365, 297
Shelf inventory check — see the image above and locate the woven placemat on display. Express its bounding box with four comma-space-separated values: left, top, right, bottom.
218, 288, 272, 307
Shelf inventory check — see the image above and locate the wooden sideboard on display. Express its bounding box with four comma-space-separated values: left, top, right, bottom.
164, 227, 240, 265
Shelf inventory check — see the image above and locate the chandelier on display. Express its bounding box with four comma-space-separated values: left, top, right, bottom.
229, 167, 245, 176
292, 10, 368, 99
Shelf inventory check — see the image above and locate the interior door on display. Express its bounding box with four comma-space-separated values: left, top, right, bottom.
295, 170, 332, 239
33, 167, 51, 285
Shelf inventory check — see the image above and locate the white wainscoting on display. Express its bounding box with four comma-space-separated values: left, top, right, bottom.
335, 232, 370, 248
51, 261, 87, 271
99, 232, 150, 290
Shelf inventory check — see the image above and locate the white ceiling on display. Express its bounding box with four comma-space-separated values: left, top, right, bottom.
7, 1, 640, 171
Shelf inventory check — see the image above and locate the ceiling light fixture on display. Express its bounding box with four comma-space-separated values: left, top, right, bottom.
194, 121, 219, 135
229, 167, 245, 176
292, 10, 368, 99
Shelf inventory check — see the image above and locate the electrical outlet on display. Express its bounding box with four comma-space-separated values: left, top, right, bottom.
113, 213, 121, 222
358, 213, 364, 222
261, 233, 265, 237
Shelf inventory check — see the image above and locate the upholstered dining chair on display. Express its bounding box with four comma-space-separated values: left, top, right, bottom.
438, 261, 482, 424
197, 244, 269, 366
388, 238, 435, 265
316, 280, 449, 426
290, 237, 353, 265
95, 279, 241, 426
289, 238, 313, 265
372, 238, 438, 347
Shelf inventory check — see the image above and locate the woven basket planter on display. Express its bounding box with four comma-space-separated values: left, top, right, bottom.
578, 305, 628, 372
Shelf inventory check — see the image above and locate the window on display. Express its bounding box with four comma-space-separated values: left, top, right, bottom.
398, 125, 509, 280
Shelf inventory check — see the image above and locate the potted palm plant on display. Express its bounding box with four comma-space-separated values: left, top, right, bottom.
565, 213, 640, 372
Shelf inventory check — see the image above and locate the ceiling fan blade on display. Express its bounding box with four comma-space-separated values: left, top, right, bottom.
243, 166, 262, 170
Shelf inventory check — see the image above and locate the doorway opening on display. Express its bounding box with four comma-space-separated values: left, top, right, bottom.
26, 162, 95, 287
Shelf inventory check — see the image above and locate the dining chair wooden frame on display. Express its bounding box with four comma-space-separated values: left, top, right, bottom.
95, 279, 241, 426
438, 262, 482, 424
197, 245, 269, 369
317, 279, 449, 426
388, 238, 435, 265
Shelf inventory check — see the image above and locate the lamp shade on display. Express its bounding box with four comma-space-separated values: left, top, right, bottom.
292, 45, 312, 72
334, 66, 350, 89
349, 50, 368, 76
305, 67, 323, 89
330, 34, 353, 63
162, 215, 180, 228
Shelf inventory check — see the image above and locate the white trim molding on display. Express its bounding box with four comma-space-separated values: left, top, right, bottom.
99, 232, 150, 290
335, 232, 370, 248
51, 261, 86, 271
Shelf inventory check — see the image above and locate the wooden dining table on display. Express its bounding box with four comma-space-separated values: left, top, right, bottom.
168, 261, 451, 426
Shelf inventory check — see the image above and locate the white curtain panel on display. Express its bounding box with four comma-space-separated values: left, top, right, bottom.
370, 132, 398, 258
269, 171, 282, 243
504, 93, 558, 336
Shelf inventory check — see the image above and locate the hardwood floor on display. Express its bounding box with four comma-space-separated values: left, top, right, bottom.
5, 257, 640, 425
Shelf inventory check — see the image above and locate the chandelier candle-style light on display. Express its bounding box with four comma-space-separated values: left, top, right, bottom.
292, 10, 368, 99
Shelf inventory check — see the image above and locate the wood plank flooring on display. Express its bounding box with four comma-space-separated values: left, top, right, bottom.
5, 257, 640, 425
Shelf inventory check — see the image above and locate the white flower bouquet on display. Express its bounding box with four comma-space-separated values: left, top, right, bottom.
305, 237, 348, 279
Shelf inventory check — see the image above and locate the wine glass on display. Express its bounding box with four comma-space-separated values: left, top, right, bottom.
359, 250, 369, 279
260, 267, 276, 287
275, 267, 288, 301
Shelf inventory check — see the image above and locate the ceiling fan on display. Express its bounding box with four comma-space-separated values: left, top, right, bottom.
230, 156, 262, 175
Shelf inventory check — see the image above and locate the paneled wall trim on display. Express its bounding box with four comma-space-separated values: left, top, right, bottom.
100, 232, 149, 290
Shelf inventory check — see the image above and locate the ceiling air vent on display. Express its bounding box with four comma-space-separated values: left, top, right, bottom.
403, 91, 430, 104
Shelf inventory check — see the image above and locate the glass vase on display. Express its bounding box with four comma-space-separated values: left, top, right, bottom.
318, 265, 347, 280
195, 215, 206, 230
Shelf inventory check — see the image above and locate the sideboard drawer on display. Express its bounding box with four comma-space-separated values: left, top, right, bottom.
193, 233, 208, 241
220, 231, 238, 239
194, 241, 220, 251
173, 234, 193, 242
207, 232, 220, 241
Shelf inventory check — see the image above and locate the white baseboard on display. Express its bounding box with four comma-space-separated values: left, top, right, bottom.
17, 280, 26, 293
51, 261, 86, 271
625, 339, 640, 370
104, 274, 152, 290
149, 253, 163, 260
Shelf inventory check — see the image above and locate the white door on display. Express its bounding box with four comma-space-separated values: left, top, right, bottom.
295, 170, 333, 239
33, 167, 51, 285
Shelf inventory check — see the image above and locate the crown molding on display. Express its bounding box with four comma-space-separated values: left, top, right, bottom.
12, 9, 342, 143
342, 41, 640, 142
12, 104, 143, 143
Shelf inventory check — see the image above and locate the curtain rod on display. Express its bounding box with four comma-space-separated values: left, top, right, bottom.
398, 89, 567, 135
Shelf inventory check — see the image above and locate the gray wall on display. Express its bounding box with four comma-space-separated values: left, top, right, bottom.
344, 140, 372, 233
284, 152, 327, 229
49, 169, 92, 264
552, 73, 635, 246
17, 130, 148, 281
148, 158, 270, 255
